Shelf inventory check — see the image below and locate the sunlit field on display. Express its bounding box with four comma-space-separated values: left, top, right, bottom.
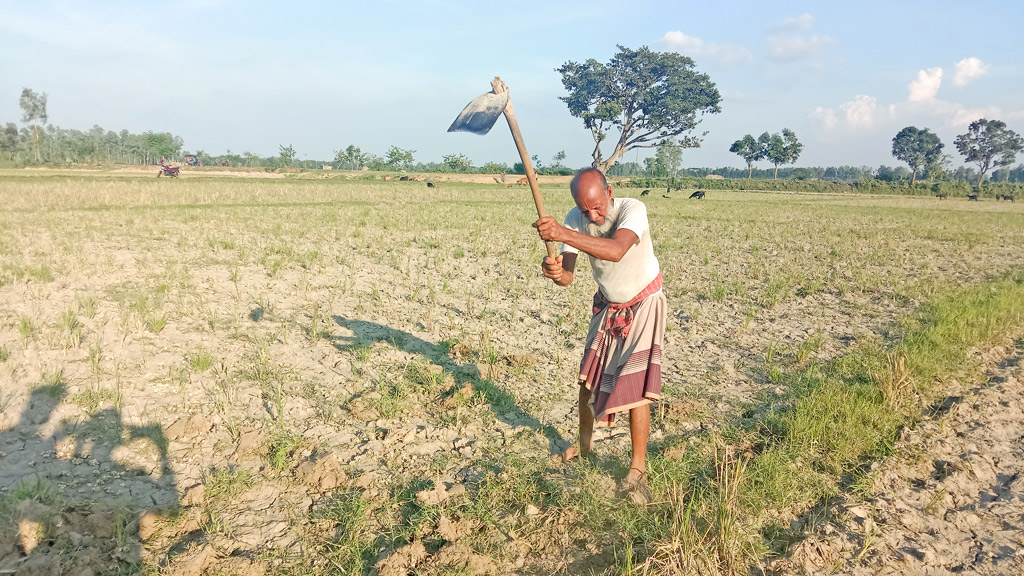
2, 169, 1023, 574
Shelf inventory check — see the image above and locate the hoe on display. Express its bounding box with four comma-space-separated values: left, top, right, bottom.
448, 77, 557, 259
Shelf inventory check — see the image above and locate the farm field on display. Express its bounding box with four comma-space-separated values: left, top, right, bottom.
1, 169, 1023, 575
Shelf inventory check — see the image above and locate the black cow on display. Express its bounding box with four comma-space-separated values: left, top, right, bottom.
935, 193, 948, 199
967, 194, 979, 201
1004, 194, 1015, 202
399, 176, 410, 181
640, 189, 650, 197
689, 190, 706, 199
427, 182, 436, 188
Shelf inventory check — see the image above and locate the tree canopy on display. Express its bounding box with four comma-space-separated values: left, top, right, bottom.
891, 126, 944, 185
20, 88, 48, 163
442, 153, 472, 173
954, 119, 1023, 187
762, 129, 802, 179
557, 45, 721, 174
729, 134, 763, 179
385, 146, 416, 171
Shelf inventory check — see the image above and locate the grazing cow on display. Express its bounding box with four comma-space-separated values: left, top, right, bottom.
383, 175, 391, 181
689, 190, 706, 199
1005, 194, 1015, 202
662, 194, 671, 199
935, 193, 947, 199
427, 182, 436, 188
640, 189, 650, 197
967, 194, 979, 201
516, 177, 529, 186
399, 176, 410, 181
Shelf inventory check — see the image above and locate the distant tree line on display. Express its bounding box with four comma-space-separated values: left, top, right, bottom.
7, 88, 1024, 187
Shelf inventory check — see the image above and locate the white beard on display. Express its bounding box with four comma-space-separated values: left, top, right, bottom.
585, 199, 621, 238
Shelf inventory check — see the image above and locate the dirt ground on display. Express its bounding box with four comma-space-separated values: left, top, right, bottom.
772, 341, 1024, 575
1, 176, 1022, 574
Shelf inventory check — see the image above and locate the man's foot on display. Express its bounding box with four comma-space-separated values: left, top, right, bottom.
618, 467, 652, 505
550, 445, 585, 464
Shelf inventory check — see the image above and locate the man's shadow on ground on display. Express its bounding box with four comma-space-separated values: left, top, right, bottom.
0, 386, 177, 572
331, 315, 567, 454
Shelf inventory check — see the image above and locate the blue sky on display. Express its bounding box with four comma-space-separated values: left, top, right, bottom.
2, 0, 1022, 170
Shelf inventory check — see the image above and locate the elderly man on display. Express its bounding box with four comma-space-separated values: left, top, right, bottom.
533, 168, 666, 493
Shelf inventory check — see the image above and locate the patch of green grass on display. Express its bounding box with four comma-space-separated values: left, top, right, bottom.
61, 308, 84, 349
38, 368, 68, 400
311, 490, 376, 572
146, 313, 167, 333
0, 477, 61, 519
18, 316, 35, 341
0, 346, 8, 362
267, 428, 302, 473
204, 467, 257, 502
370, 373, 411, 418
76, 293, 98, 319
187, 349, 214, 372
25, 263, 54, 282
69, 387, 115, 413
128, 423, 170, 457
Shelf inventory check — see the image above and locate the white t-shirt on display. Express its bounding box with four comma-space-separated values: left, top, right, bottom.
561, 197, 661, 303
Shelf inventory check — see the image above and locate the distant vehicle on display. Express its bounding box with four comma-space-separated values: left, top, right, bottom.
184, 155, 200, 166
158, 163, 180, 178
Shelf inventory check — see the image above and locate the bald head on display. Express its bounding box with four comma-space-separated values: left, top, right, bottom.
570, 168, 615, 226
570, 168, 609, 203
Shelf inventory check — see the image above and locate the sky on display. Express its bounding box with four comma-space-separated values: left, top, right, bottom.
2, 0, 1023, 171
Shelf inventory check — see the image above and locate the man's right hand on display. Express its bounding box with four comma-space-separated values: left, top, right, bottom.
541, 254, 563, 281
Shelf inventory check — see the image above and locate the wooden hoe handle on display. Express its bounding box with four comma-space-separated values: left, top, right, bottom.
491, 78, 558, 260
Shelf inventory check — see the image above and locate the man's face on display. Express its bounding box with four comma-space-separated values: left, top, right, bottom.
574, 185, 614, 226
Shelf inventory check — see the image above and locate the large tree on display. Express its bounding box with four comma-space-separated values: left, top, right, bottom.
954, 119, 1024, 187
891, 126, 944, 185
442, 153, 472, 173
652, 139, 683, 177
278, 144, 296, 167
334, 145, 366, 170
19, 88, 48, 163
762, 129, 802, 179
385, 146, 415, 171
557, 45, 721, 174
729, 134, 764, 179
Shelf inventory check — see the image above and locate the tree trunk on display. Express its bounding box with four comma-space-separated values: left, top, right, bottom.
748, 163, 753, 179
774, 164, 779, 180
911, 167, 918, 186
977, 171, 985, 188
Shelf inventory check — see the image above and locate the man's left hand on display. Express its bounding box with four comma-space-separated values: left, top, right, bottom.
533, 216, 563, 243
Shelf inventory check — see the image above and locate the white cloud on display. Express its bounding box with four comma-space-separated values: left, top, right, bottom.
776, 13, 815, 31
660, 31, 752, 64
841, 95, 877, 128
953, 57, 989, 86
810, 106, 837, 130
766, 34, 834, 62
908, 67, 943, 102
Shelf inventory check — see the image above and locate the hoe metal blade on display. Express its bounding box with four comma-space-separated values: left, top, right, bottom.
447, 91, 510, 135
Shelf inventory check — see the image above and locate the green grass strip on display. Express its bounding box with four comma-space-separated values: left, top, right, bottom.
601, 270, 1024, 574
743, 270, 1024, 562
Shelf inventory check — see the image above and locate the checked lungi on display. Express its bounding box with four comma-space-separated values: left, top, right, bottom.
578, 272, 666, 426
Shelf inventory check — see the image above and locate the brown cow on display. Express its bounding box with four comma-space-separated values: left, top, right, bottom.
383, 175, 391, 181
516, 177, 529, 186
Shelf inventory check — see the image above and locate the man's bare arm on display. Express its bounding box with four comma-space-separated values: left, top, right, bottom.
534, 216, 637, 262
